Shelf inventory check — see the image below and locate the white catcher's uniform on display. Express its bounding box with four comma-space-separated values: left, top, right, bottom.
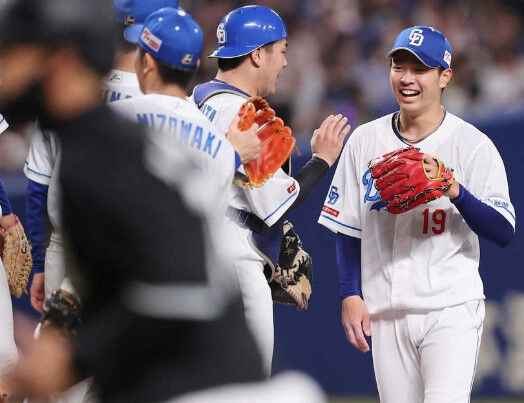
22, 70, 141, 403
0, 115, 19, 374
318, 111, 515, 402
191, 80, 300, 375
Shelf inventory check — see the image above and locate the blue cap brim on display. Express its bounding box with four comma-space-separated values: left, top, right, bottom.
124, 24, 144, 44
387, 47, 441, 68
208, 45, 261, 59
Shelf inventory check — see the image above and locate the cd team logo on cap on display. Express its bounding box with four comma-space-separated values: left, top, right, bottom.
388, 26, 453, 69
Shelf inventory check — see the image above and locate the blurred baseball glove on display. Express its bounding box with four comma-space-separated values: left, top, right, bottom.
0, 215, 32, 298
236, 96, 296, 187
40, 289, 81, 336
368, 146, 453, 214
265, 221, 313, 311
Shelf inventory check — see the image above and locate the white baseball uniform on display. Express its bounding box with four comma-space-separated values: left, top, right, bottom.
0, 114, 19, 374
191, 82, 300, 375
318, 111, 515, 402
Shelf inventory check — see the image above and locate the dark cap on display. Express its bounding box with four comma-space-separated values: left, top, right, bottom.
0, 0, 118, 74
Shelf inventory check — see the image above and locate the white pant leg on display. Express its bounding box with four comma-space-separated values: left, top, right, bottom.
0, 259, 18, 374
222, 217, 274, 377
420, 300, 485, 403
235, 257, 274, 377
44, 241, 66, 297
370, 310, 424, 403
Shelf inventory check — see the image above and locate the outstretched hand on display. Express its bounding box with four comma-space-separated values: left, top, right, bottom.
342, 295, 371, 353
226, 115, 261, 164
311, 114, 351, 167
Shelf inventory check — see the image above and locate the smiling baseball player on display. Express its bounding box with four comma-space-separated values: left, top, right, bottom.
319, 26, 515, 402
192, 5, 350, 375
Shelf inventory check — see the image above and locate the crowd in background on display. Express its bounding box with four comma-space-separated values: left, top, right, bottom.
0, 0, 522, 169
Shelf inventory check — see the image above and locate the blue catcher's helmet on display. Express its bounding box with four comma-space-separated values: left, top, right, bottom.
209, 5, 287, 59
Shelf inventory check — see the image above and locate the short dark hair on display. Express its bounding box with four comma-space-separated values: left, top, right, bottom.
217, 41, 276, 72
117, 25, 137, 53
138, 47, 196, 89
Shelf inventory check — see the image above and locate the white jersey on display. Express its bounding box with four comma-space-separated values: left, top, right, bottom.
109, 93, 236, 219
0, 114, 8, 134
318, 111, 515, 315
191, 84, 299, 226
101, 69, 142, 102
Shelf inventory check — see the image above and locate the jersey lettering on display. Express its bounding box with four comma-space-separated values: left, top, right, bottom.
200, 104, 217, 122
322, 205, 339, 217
190, 126, 203, 149
179, 121, 192, 145
362, 169, 387, 211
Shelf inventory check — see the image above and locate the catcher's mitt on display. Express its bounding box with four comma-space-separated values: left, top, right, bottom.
236, 96, 296, 187
0, 215, 32, 298
265, 221, 313, 311
368, 146, 453, 214
40, 289, 82, 336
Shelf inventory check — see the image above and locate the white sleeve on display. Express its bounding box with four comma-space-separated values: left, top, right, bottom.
0, 114, 8, 134
23, 125, 58, 185
318, 136, 362, 238
108, 100, 136, 121
243, 168, 299, 227
462, 138, 515, 227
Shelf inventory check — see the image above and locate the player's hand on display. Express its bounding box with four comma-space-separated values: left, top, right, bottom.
311, 114, 351, 167
423, 154, 460, 199
3, 319, 77, 399
226, 115, 261, 164
30, 272, 46, 314
341, 295, 371, 353
0, 213, 17, 229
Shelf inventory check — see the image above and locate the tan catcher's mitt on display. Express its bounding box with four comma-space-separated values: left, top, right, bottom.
266, 221, 313, 311
237, 96, 296, 187
0, 215, 32, 297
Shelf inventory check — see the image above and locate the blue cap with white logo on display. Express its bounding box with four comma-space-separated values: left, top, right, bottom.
125, 7, 203, 69
209, 5, 287, 58
113, 0, 180, 42
388, 26, 452, 69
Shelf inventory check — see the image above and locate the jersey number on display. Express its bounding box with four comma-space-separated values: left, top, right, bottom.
422, 208, 446, 235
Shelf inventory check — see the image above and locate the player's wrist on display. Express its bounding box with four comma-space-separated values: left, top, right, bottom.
445, 180, 460, 199
312, 152, 334, 167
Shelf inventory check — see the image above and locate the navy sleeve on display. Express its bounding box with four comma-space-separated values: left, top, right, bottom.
0, 177, 12, 215
234, 152, 241, 171
451, 184, 514, 247
335, 233, 362, 300
26, 179, 50, 274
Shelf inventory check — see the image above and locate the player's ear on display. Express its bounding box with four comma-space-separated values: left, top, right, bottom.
250, 48, 263, 68
439, 68, 453, 89
196, 59, 201, 69
143, 53, 156, 75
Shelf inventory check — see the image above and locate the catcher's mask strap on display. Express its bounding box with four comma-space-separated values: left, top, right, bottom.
120, 282, 227, 321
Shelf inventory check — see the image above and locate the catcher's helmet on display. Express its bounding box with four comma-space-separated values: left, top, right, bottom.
209, 5, 287, 59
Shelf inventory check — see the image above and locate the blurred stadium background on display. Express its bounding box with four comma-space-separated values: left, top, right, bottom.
0, 0, 522, 401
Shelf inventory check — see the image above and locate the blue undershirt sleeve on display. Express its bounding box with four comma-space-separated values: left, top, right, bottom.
234, 152, 241, 171
451, 184, 514, 247
336, 233, 362, 300
0, 177, 12, 215
26, 179, 50, 274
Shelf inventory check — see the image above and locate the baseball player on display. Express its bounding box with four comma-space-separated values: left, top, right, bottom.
318, 26, 515, 402
192, 5, 351, 375
25, 0, 176, 314
110, 7, 261, 229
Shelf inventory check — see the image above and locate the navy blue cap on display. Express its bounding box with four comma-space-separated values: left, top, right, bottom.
125, 7, 203, 69
388, 26, 452, 69
209, 6, 287, 58
113, 0, 179, 41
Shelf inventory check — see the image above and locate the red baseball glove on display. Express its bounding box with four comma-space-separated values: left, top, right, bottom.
368, 146, 453, 214
237, 97, 296, 187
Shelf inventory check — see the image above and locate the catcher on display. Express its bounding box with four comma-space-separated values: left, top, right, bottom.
192, 5, 351, 375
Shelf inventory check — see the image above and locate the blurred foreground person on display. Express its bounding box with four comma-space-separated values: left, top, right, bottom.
0, 0, 265, 401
